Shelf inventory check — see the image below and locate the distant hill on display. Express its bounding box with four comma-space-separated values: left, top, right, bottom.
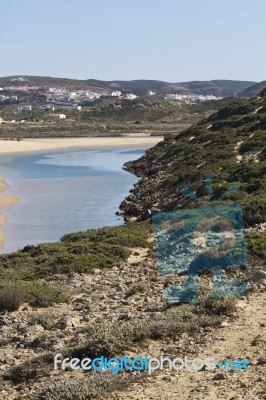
87, 79, 256, 97
0, 75, 258, 97
181, 80, 256, 97
86, 79, 192, 95
0, 75, 107, 93
241, 81, 266, 97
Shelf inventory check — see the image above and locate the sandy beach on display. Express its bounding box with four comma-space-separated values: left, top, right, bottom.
0, 136, 163, 155
0, 178, 20, 250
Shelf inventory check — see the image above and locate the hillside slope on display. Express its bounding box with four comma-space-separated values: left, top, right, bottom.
241, 81, 266, 97
181, 80, 256, 97
121, 90, 266, 226
87, 79, 256, 97
0, 75, 106, 93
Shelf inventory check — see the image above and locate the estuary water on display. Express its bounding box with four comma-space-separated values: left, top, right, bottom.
0, 145, 149, 254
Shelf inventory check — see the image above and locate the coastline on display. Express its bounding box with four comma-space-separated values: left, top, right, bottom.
0, 136, 163, 155
0, 177, 20, 250
0, 136, 162, 252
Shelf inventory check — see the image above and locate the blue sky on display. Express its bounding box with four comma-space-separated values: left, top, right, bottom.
1, 0, 265, 82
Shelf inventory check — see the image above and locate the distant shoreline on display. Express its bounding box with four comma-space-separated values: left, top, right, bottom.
0, 136, 163, 155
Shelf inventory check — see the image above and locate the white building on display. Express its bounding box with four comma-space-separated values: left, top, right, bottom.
165, 93, 223, 102
111, 91, 122, 97
164, 94, 181, 100
48, 113, 66, 120
64, 92, 77, 101
28, 86, 41, 91
10, 77, 28, 82
40, 104, 55, 112
147, 90, 156, 96
53, 102, 82, 111
0, 95, 9, 101
125, 94, 138, 100
18, 105, 32, 112
4, 86, 29, 92
11, 96, 18, 101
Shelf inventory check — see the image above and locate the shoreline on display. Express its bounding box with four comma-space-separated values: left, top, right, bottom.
0, 136, 162, 252
0, 177, 20, 251
0, 136, 163, 155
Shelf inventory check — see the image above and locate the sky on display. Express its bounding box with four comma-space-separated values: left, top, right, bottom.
0, 0, 265, 82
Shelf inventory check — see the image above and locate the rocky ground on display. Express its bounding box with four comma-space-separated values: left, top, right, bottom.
0, 240, 265, 399
112, 290, 266, 400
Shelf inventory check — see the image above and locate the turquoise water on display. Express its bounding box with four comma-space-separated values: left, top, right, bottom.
0, 145, 149, 254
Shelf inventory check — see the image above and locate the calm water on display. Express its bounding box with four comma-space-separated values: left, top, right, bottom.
0, 145, 149, 254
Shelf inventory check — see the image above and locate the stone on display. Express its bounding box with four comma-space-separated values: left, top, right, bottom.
117, 312, 134, 321
213, 372, 227, 380
257, 356, 266, 365
59, 317, 81, 329
0, 319, 7, 327
251, 270, 266, 285
220, 321, 230, 328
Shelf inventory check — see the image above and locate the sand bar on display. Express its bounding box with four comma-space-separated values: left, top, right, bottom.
0, 178, 19, 210
0, 177, 20, 250
0, 136, 163, 155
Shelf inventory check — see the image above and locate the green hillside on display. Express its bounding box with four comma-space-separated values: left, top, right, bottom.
121, 90, 266, 226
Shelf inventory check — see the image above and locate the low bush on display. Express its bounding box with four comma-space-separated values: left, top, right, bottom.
31, 373, 129, 400
0, 284, 28, 311
28, 311, 59, 330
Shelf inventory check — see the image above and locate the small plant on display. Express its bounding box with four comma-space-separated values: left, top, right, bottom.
31, 373, 129, 400
125, 282, 148, 298
28, 311, 59, 330
199, 296, 237, 316
0, 284, 28, 311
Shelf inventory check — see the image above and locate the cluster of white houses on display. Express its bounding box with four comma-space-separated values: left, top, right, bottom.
17, 104, 66, 120
1, 84, 140, 102
43, 102, 82, 111
164, 94, 223, 102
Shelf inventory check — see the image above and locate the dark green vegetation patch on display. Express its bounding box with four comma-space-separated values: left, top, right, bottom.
0, 222, 150, 308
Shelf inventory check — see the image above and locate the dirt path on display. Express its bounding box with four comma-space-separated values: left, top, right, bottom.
234, 141, 244, 164
114, 290, 266, 400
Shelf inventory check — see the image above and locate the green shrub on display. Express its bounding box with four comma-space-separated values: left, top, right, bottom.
28, 311, 59, 329
0, 222, 150, 281
21, 281, 69, 306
